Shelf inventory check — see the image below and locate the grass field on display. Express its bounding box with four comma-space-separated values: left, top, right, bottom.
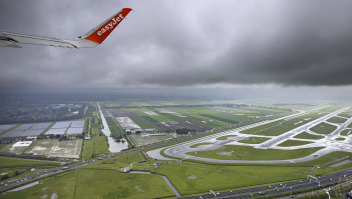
340, 129, 351, 136
0, 157, 60, 167
199, 114, 238, 124
338, 113, 352, 118
335, 138, 345, 141
94, 136, 109, 155
0, 157, 60, 183
155, 162, 309, 195
189, 142, 213, 148
159, 113, 222, 129
129, 133, 178, 147
216, 135, 237, 140
241, 111, 333, 136
75, 168, 174, 199
237, 137, 271, 144
326, 116, 348, 123
147, 115, 173, 122
277, 140, 314, 147
105, 117, 125, 136
186, 145, 324, 160
310, 122, 337, 135
81, 140, 94, 160
2, 152, 174, 199
293, 132, 324, 140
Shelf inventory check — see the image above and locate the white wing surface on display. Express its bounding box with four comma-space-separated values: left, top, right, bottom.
0, 8, 132, 48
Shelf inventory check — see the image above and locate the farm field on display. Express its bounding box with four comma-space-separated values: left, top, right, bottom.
186, 145, 324, 160
129, 116, 159, 129
105, 117, 125, 136
129, 133, 178, 147
0, 143, 28, 155
24, 139, 82, 158
94, 136, 109, 155
310, 122, 337, 135
293, 132, 324, 140
81, 140, 94, 160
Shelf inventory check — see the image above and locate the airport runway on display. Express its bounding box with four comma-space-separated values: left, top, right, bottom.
163, 106, 352, 164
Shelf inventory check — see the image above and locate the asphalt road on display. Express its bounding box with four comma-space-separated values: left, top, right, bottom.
0, 110, 294, 191
183, 168, 352, 199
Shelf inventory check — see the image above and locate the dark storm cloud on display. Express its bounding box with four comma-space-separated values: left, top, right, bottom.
1, 0, 352, 92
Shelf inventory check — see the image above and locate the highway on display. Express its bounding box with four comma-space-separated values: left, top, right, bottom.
2, 105, 351, 199
0, 108, 297, 191
183, 167, 352, 199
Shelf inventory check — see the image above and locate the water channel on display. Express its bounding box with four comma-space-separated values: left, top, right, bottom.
97, 103, 128, 153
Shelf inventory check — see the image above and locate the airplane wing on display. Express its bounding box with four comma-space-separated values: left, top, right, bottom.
0, 8, 132, 48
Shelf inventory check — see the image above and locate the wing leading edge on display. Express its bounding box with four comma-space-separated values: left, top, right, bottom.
0, 8, 132, 48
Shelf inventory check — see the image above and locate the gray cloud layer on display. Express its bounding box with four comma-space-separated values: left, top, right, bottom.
1, 0, 352, 92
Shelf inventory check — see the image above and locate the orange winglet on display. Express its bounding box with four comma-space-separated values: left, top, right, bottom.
85, 8, 132, 44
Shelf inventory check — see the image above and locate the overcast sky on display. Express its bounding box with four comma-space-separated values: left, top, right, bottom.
1, 0, 352, 99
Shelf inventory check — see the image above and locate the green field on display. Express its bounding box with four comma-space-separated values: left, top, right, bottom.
199, 114, 238, 124
129, 133, 178, 147
310, 122, 337, 135
0, 157, 59, 167
186, 145, 324, 160
338, 113, 352, 118
293, 132, 324, 140
277, 140, 314, 147
155, 161, 314, 195
81, 140, 94, 160
216, 135, 237, 140
105, 117, 125, 136
94, 136, 109, 155
240, 111, 331, 136
340, 129, 351, 136
326, 116, 348, 123
0, 157, 60, 182
335, 138, 345, 141
129, 116, 159, 129
158, 113, 221, 128
1, 167, 174, 199
237, 137, 271, 144
347, 122, 352, 128
147, 115, 173, 122
189, 142, 213, 148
